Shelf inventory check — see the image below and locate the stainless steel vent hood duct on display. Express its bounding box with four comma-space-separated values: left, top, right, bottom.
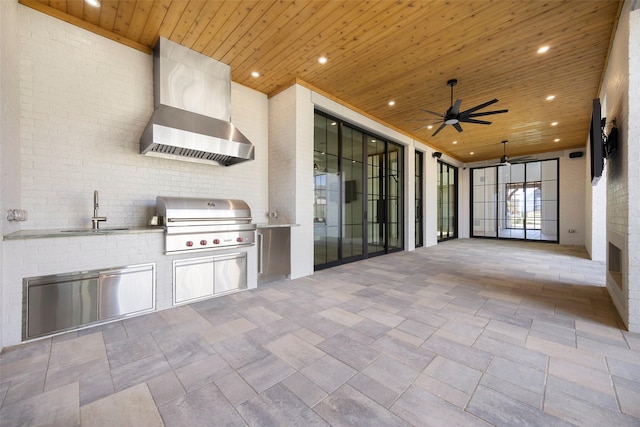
140, 37, 254, 166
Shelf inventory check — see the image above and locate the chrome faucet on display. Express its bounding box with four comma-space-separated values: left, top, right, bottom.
91, 190, 107, 230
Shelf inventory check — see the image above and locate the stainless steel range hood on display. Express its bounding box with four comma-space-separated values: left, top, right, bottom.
140, 37, 254, 166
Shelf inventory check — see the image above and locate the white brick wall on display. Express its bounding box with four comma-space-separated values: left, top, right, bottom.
1, 0, 22, 351
600, 1, 640, 332
626, 6, 640, 332
1, 5, 268, 348
17, 6, 268, 230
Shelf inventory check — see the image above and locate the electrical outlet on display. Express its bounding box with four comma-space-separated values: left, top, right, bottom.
568, 229, 575, 233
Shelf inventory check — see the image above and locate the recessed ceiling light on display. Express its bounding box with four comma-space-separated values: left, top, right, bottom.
554, 138, 560, 142
546, 95, 555, 101
452, 140, 458, 145
318, 56, 328, 65
251, 71, 260, 78
388, 100, 395, 106
537, 45, 550, 54
85, 0, 100, 6
470, 151, 474, 155
330, 122, 337, 126
551, 122, 558, 126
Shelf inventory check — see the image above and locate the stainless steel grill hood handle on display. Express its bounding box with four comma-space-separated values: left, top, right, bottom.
140, 37, 254, 166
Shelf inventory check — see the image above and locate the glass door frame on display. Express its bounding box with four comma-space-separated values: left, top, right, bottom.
314, 111, 404, 270
415, 151, 424, 248
470, 159, 559, 243
437, 160, 458, 242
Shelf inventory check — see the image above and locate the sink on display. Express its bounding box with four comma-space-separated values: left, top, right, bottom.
60, 227, 132, 233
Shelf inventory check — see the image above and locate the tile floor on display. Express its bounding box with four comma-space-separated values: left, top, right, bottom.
1, 239, 640, 426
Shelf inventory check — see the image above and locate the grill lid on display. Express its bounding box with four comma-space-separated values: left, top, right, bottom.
156, 196, 252, 222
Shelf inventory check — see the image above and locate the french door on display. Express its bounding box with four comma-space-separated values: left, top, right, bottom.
471, 159, 558, 242
314, 112, 403, 270
437, 161, 458, 241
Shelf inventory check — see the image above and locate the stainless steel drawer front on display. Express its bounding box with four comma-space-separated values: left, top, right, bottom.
27, 277, 99, 338
23, 263, 156, 340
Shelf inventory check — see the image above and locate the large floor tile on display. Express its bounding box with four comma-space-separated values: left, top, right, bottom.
80, 383, 162, 427
314, 384, 408, 427
0, 382, 79, 427
237, 383, 328, 426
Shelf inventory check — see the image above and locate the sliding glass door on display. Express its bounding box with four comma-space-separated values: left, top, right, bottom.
472, 159, 558, 242
415, 152, 424, 248
437, 161, 458, 242
314, 112, 404, 270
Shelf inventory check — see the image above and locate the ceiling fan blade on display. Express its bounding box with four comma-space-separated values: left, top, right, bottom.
450, 99, 462, 115
459, 118, 492, 125
467, 109, 509, 117
431, 122, 447, 137
453, 122, 463, 133
420, 109, 445, 118
459, 98, 498, 116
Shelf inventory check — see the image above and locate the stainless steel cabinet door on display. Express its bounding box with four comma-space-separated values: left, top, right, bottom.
99, 265, 155, 320
174, 257, 215, 304
214, 253, 247, 294
27, 277, 98, 338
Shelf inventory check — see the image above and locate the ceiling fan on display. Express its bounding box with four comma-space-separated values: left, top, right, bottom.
414, 79, 509, 137
496, 140, 533, 165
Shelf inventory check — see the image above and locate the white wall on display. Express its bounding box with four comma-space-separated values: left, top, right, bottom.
584, 136, 607, 261
600, 0, 640, 332
17, 5, 268, 231
0, 5, 269, 349
0, 0, 22, 351
559, 152, 587, 245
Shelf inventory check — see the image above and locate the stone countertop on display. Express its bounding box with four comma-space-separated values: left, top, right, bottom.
255, 223, 300, 229
2, 226, 165, 240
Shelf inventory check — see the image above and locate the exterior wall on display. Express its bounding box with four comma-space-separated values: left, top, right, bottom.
601, 1, 639, 332
1, 0, 22, 351
0, 5, 269, 348
584, 137, 607, 262
628, 7, 640, 332
17, 5, 268, 231
559, 151, 587, 245
267, 85, 315, 279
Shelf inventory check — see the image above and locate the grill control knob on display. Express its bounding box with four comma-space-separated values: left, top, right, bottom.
213, 239, 220, 245
200, 240, 207, 246
186, 241, 193, 247
236, 237, 244, 243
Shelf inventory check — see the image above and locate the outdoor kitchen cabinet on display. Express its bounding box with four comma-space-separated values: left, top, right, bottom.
23, 263, 155, 340
173, 252, 247, 304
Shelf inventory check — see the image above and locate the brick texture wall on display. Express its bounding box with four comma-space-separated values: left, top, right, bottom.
18, 6, 268, 230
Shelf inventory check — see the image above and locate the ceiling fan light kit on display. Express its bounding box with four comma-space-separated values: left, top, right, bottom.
422, 79, 509, 137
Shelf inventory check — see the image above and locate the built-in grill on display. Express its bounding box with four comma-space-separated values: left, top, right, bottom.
156, 196, 256, 254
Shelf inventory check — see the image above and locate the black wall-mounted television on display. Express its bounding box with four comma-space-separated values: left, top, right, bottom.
589, 98, 605, 186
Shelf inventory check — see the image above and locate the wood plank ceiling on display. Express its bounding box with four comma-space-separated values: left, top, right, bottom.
20, 0, 622, 162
